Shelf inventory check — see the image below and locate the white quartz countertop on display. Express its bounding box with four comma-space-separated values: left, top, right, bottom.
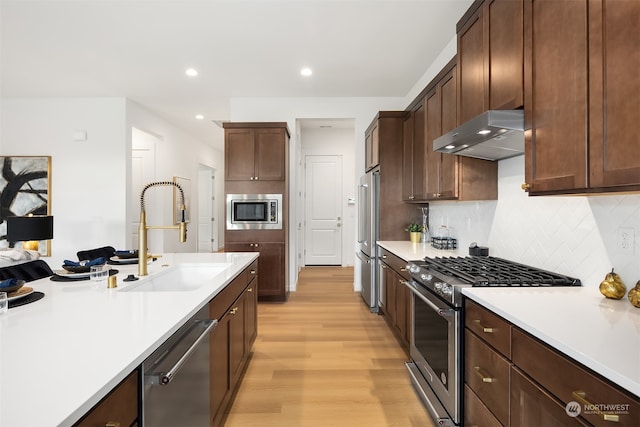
0, 252, 258, 427
378, 240, 640, 398
377, 240, 463, 261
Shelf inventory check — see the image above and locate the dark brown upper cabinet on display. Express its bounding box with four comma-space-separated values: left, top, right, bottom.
365, 122, 379, 172
418, 58, 498, 202
457, 0, 524, 124
224, 123, 288, 182
523, 0, 640, 195
402, 100, 427, 202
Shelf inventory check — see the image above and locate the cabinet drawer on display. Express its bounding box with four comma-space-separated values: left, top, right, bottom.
465, 298, 511, 358
464, 384, 502, 427
379, 248, 409, 279
465, 329, 511, 425
74, 370, 139, 427
512, 327, 640, 427
210, 269, 249, 320
510, 366, 589, 427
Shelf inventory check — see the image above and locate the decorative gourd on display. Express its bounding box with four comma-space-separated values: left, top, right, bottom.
628, 281, 640, 308
599, 268, 626, 300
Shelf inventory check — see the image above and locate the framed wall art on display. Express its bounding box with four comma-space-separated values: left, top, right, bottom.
173, 176, 191, 225
0, 156, 52, 256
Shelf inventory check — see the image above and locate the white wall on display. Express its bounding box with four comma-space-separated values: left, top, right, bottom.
299, 126, 357, 267
0, 97, 224, 268
429, 155, 640, 288
1, 98, 128, 267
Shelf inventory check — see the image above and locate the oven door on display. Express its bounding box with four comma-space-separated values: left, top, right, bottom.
404, 279, 461, 426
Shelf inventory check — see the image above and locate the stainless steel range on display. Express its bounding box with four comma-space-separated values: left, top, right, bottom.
403, 255, 581, 426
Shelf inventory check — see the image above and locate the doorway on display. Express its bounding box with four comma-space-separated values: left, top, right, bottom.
297, 119, 356, 270
131, 127, 158, 250
197, 165, 218, 252
304, 155, 343, 265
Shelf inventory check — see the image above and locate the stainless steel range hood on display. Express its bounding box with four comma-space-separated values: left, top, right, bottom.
433, 110, 524, 161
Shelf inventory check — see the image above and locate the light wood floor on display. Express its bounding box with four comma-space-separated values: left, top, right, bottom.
224, 266, 434, 427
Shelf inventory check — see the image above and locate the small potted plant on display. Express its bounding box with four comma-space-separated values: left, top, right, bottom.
405, 223, 424, 243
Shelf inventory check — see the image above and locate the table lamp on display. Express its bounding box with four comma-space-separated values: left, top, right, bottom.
6, 215, 54, 251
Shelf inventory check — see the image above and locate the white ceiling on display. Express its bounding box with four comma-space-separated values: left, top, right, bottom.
1, 0, 473, 147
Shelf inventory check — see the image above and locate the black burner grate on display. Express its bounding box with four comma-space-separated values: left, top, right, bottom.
422, 256, 581, 287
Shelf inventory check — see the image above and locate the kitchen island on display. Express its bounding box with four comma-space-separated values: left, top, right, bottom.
0, 252, 258, 427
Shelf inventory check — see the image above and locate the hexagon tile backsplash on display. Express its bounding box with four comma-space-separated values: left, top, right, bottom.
429, 156, 640, 288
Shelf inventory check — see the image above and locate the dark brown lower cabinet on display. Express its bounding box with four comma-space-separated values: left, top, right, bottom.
465, 299, 640, 426
225, 242, 286, 302
510, 367, 589, 427
379, 247, 410, 354
210, 260, 258, 427
464, 384, 501, 427
73, 370, 140, 427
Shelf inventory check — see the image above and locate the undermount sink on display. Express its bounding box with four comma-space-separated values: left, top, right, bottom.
121, 263, 233, 292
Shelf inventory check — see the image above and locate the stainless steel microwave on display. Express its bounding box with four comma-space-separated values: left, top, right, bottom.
226, 194, 283, 230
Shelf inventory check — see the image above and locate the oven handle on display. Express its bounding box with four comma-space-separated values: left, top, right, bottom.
403, 280, 455, 317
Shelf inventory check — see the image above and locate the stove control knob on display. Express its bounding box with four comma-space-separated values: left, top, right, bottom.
434, 281, 444, 291
420, 273, 433, 282
407, 264, 420, 274
441, 285, 453, 296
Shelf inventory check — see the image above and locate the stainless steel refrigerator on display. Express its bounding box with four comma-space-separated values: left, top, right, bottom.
356, 168, 379, 312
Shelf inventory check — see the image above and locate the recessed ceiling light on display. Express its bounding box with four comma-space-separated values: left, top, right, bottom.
185, 68, 198, 77
195, 114, 204, 120
300, 67, 313, 77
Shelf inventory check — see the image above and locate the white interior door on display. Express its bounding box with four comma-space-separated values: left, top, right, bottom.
304, 155, 342, 265
131, 128, 157, 250
197, 166, 216, 252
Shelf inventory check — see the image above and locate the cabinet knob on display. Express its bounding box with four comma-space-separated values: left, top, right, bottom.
230, 307, 238, 315
247, 287, 253, 292
473, 366, 495, 383
254, 176, 259, 180
473, 319, 494, 333
250, 176, 254, 180
250, 269, 256, 275
521, 183, 530, 192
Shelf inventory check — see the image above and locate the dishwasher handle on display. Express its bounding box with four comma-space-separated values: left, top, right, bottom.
148, 318, 218, 386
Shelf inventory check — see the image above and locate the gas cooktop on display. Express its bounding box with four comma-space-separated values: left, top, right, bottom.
407, 256, 581, 307
422, 256, 581, 287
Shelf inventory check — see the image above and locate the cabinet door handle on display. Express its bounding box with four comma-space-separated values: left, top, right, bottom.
572, 390, 620, 422
106, 423, 121, 427
230, 307, 238, 315
473, 319, 494, 333
521, 183, 530, 192
473, 366, 495, 383
247, 287, 253, 292
250, 269, 256, 275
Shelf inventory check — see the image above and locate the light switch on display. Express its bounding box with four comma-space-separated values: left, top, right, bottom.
73, 130, 87, 141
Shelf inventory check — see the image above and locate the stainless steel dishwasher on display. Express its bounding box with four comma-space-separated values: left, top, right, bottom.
142, 304, 218, 426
